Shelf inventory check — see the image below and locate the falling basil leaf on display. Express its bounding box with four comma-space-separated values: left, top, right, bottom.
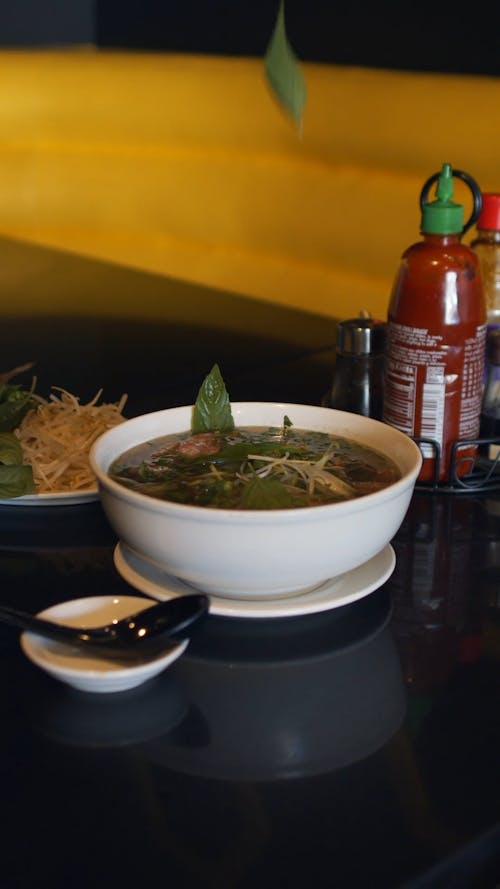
241, 476, 294, 510
0, 465, 35, 499
264, 0, 307, 129
192, 364, 235, 433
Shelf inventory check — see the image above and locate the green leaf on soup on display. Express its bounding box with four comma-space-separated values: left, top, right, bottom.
0, 432, 23, 466
241, 476, 294, 509
192, 364, 235, 434
0, 465, 35, 499
215, 441, 291, 464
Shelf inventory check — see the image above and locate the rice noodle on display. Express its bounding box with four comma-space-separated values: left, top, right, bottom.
15, 387, 127, 493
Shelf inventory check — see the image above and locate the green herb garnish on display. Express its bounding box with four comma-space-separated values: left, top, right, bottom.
241, 476, 294, 510
192, 364, 235, 434
0, 431, 35, 498
0, 378, 37, 433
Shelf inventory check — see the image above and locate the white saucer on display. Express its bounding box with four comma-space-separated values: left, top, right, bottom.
114, 542, 396, 619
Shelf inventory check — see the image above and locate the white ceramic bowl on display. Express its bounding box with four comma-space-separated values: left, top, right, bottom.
21, 596, 188, 693
90, 403, 422, 599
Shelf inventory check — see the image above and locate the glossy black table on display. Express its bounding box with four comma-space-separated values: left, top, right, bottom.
0, 240, 499, 889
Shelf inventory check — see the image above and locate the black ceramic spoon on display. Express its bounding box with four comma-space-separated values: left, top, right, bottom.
0, 595, 209, 658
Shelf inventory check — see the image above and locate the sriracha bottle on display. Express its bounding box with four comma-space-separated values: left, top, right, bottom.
383, 164, 486, 484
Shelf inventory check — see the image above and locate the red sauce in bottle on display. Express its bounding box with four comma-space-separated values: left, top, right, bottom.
383, 165, 486, 484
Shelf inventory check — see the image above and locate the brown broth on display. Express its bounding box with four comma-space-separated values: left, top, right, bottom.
109, 425, 401, 510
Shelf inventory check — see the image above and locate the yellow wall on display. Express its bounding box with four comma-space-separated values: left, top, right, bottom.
0, 48, 498, 321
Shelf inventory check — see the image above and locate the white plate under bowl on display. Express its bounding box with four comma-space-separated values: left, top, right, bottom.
0, 488, 99, 507
114, 542, 396, 619
20, 595, 188, 693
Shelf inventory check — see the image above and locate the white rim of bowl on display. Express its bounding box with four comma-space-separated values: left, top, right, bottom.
89, 403, 423, 521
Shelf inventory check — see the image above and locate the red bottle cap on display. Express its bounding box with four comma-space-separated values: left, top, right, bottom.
477, 193, 500, 230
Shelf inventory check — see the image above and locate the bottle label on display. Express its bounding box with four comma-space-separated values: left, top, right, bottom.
384, 321, 486, 468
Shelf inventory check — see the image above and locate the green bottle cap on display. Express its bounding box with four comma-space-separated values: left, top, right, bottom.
421, 163, 464, 234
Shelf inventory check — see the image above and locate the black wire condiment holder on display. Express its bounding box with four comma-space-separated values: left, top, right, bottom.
413, 436, 500, 494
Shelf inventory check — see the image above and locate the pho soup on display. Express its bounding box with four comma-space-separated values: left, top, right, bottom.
109, 425, 401, 510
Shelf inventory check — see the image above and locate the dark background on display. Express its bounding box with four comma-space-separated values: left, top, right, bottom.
1, 0, 500, 76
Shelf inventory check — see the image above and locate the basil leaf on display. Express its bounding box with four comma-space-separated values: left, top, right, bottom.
241, 476, 293, 509
0, 380, 36, 432
0, 432, 23, 465
0, 465, 35, 499
192, 364, 235, 433
264, 0, 307, 129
